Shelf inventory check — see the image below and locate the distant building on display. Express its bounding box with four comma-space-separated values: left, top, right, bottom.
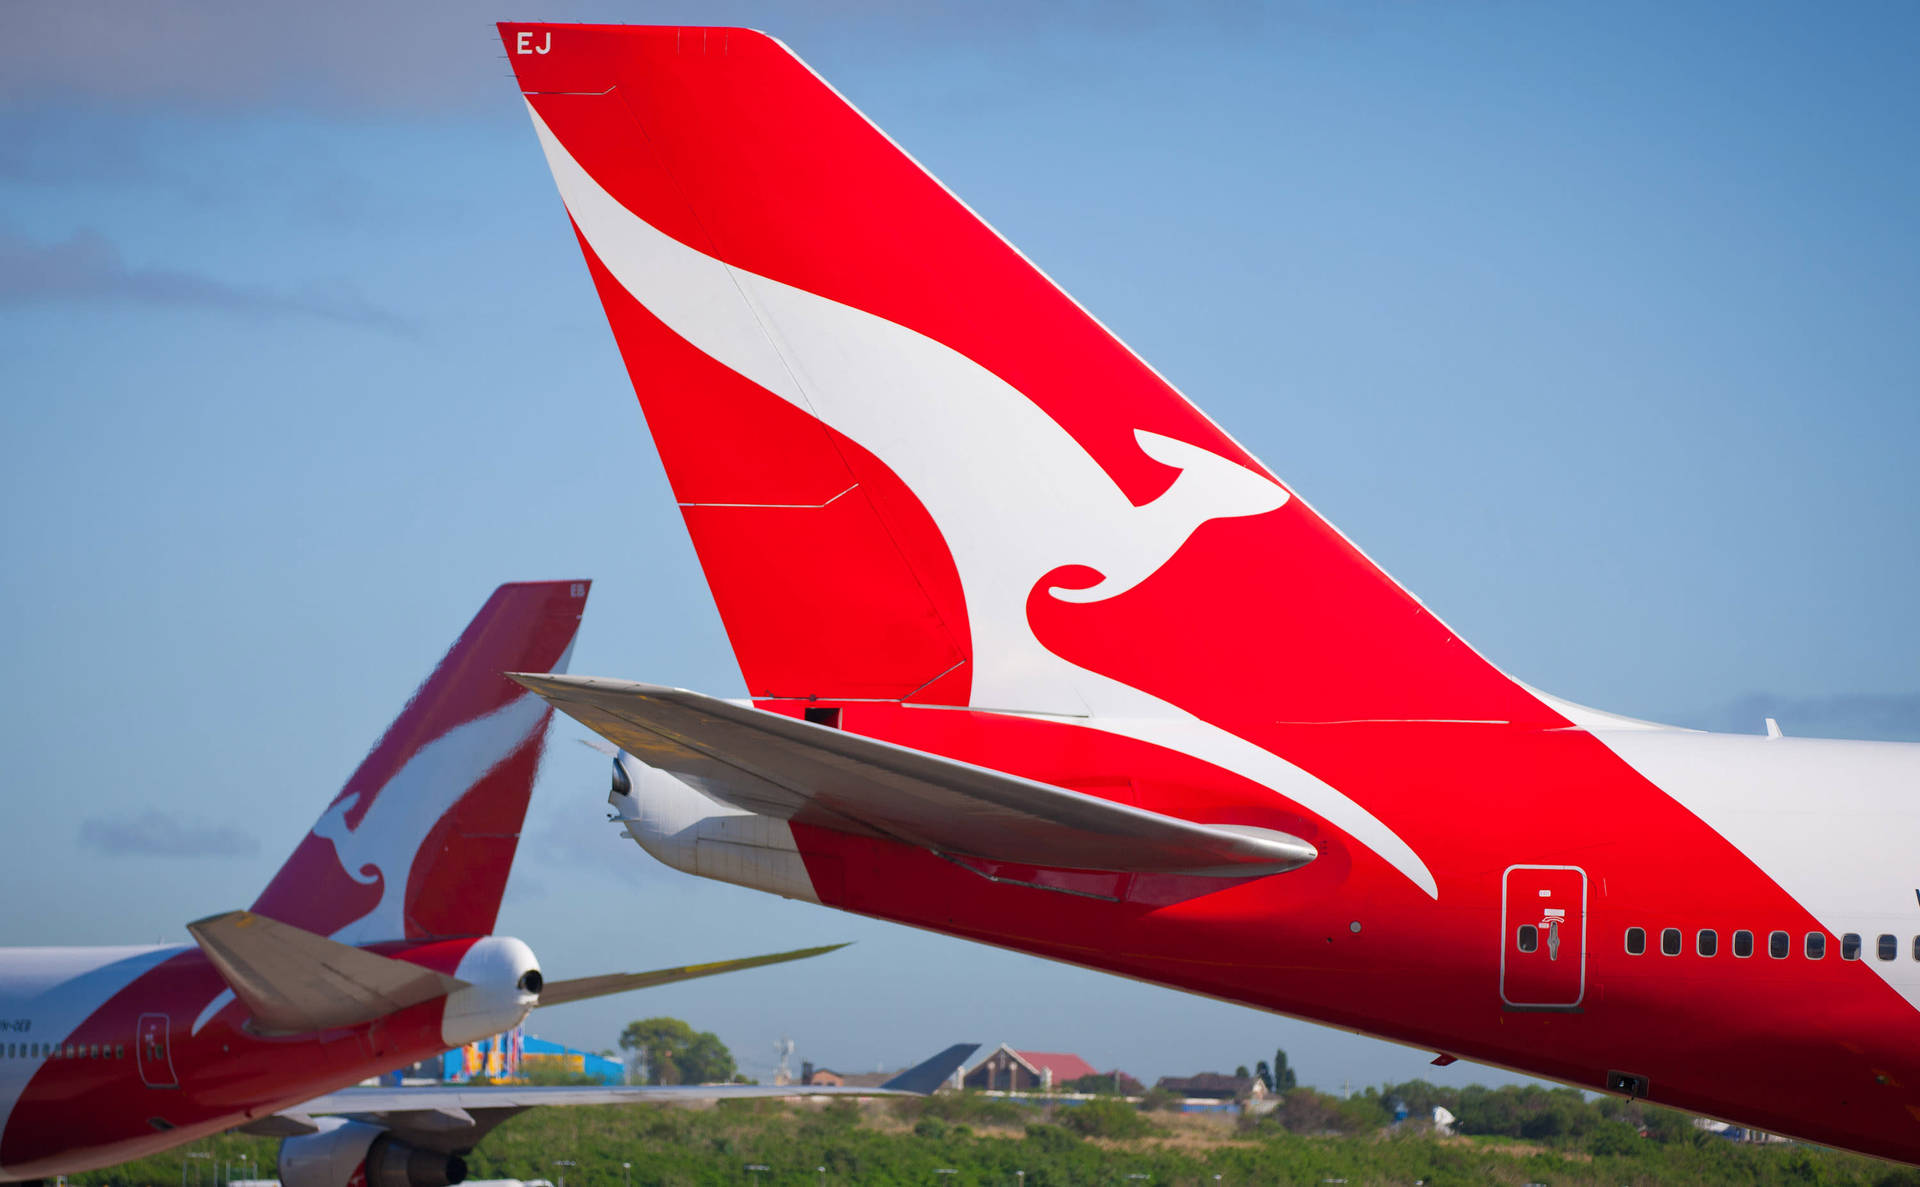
801, 1060, 936, 1090
963, 1044, 1099, 1092
515, 1038, 623, 1085
397, 1026, 622, 1085
1154, 1073, 1268, 1112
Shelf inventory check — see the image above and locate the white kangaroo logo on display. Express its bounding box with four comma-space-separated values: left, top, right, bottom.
1045, 429, 1290, 604
532, 106, 1438, 898
312, 691, 552, 944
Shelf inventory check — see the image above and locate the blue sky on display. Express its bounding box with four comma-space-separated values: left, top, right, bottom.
2, 2, 1916, 1091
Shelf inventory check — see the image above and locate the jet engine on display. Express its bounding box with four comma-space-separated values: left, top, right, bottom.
280, 1117, 467, 1187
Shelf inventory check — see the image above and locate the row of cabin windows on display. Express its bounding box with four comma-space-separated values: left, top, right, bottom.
1624, 927, 1911, 962
2, 1041, 123, 1060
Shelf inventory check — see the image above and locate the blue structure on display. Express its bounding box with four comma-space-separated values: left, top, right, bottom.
439, 1026, 623, 1084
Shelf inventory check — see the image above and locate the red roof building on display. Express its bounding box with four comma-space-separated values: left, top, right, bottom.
963, 1044, 1103, 1092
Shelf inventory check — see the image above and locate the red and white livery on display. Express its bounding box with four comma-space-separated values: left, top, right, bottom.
0, 579, 949, 1186
500, 23, 1920, 1164
0, 581, 589, 1182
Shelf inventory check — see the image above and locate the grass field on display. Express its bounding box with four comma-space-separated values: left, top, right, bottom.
73, 1088, 1920, 1187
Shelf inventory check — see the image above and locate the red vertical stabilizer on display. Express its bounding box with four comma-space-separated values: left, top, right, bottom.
251, 580, 589, 942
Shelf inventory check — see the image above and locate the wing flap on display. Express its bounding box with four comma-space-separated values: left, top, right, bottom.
509, 674, 1315, 876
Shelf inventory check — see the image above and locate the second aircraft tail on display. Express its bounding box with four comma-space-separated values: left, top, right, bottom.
251, 581, 590, 943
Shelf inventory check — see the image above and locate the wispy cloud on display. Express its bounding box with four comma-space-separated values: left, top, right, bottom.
0, 113, 156, 185
0, 227, 414, 335
80, 811, 259, 858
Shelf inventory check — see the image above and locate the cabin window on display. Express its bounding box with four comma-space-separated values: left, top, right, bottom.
1517, 924, 1539, 953
1732, 930, 1754, 958
116, 1043, 125, 1060
1660, 928, 1681, 956
1806, 933, 1826, 960
1625, 927, 1646, 955
1769, 931, 1789, 959
1879, 934, 1897, 961
1843, 933, 1862, 960
1696, 929, 1718, 957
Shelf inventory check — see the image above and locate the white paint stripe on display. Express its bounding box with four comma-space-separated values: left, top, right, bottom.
0, 945, 183, 1162
191, 987, 236, 1037
1587, 729, 1920, 1011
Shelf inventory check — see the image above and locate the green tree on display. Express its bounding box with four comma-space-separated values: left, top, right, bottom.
618, 1017, 738, 1085
682, 1029, 738, 1082
1062, 1071, 1144, 1095
1271, 1048, 1298, 1091
1058, 1098, 1153, 1139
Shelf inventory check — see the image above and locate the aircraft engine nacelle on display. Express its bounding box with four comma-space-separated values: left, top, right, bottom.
607, 751, 821, 902
280, 1117, 468, 1187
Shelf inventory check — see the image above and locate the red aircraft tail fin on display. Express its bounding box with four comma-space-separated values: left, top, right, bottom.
501, 23, 1548, 732
251, 581, 590, 942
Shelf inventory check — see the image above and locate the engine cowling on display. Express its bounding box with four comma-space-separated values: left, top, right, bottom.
280, 1117, 467, 1187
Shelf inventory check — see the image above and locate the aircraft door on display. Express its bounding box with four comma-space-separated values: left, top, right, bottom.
136, 1012, 179, 1088
1500, 865, 1587, 1010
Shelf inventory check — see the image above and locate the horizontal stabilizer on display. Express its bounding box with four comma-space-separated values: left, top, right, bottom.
508, 674, 1316, 877
539, 943, 847, 1008
188, 910, 467, 1035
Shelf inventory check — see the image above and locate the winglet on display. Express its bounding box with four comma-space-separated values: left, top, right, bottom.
881, 1043, 979, 1095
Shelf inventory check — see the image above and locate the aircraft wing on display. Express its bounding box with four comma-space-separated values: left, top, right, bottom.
508, 674, 1315, 876
263, 1044, 978, 1151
